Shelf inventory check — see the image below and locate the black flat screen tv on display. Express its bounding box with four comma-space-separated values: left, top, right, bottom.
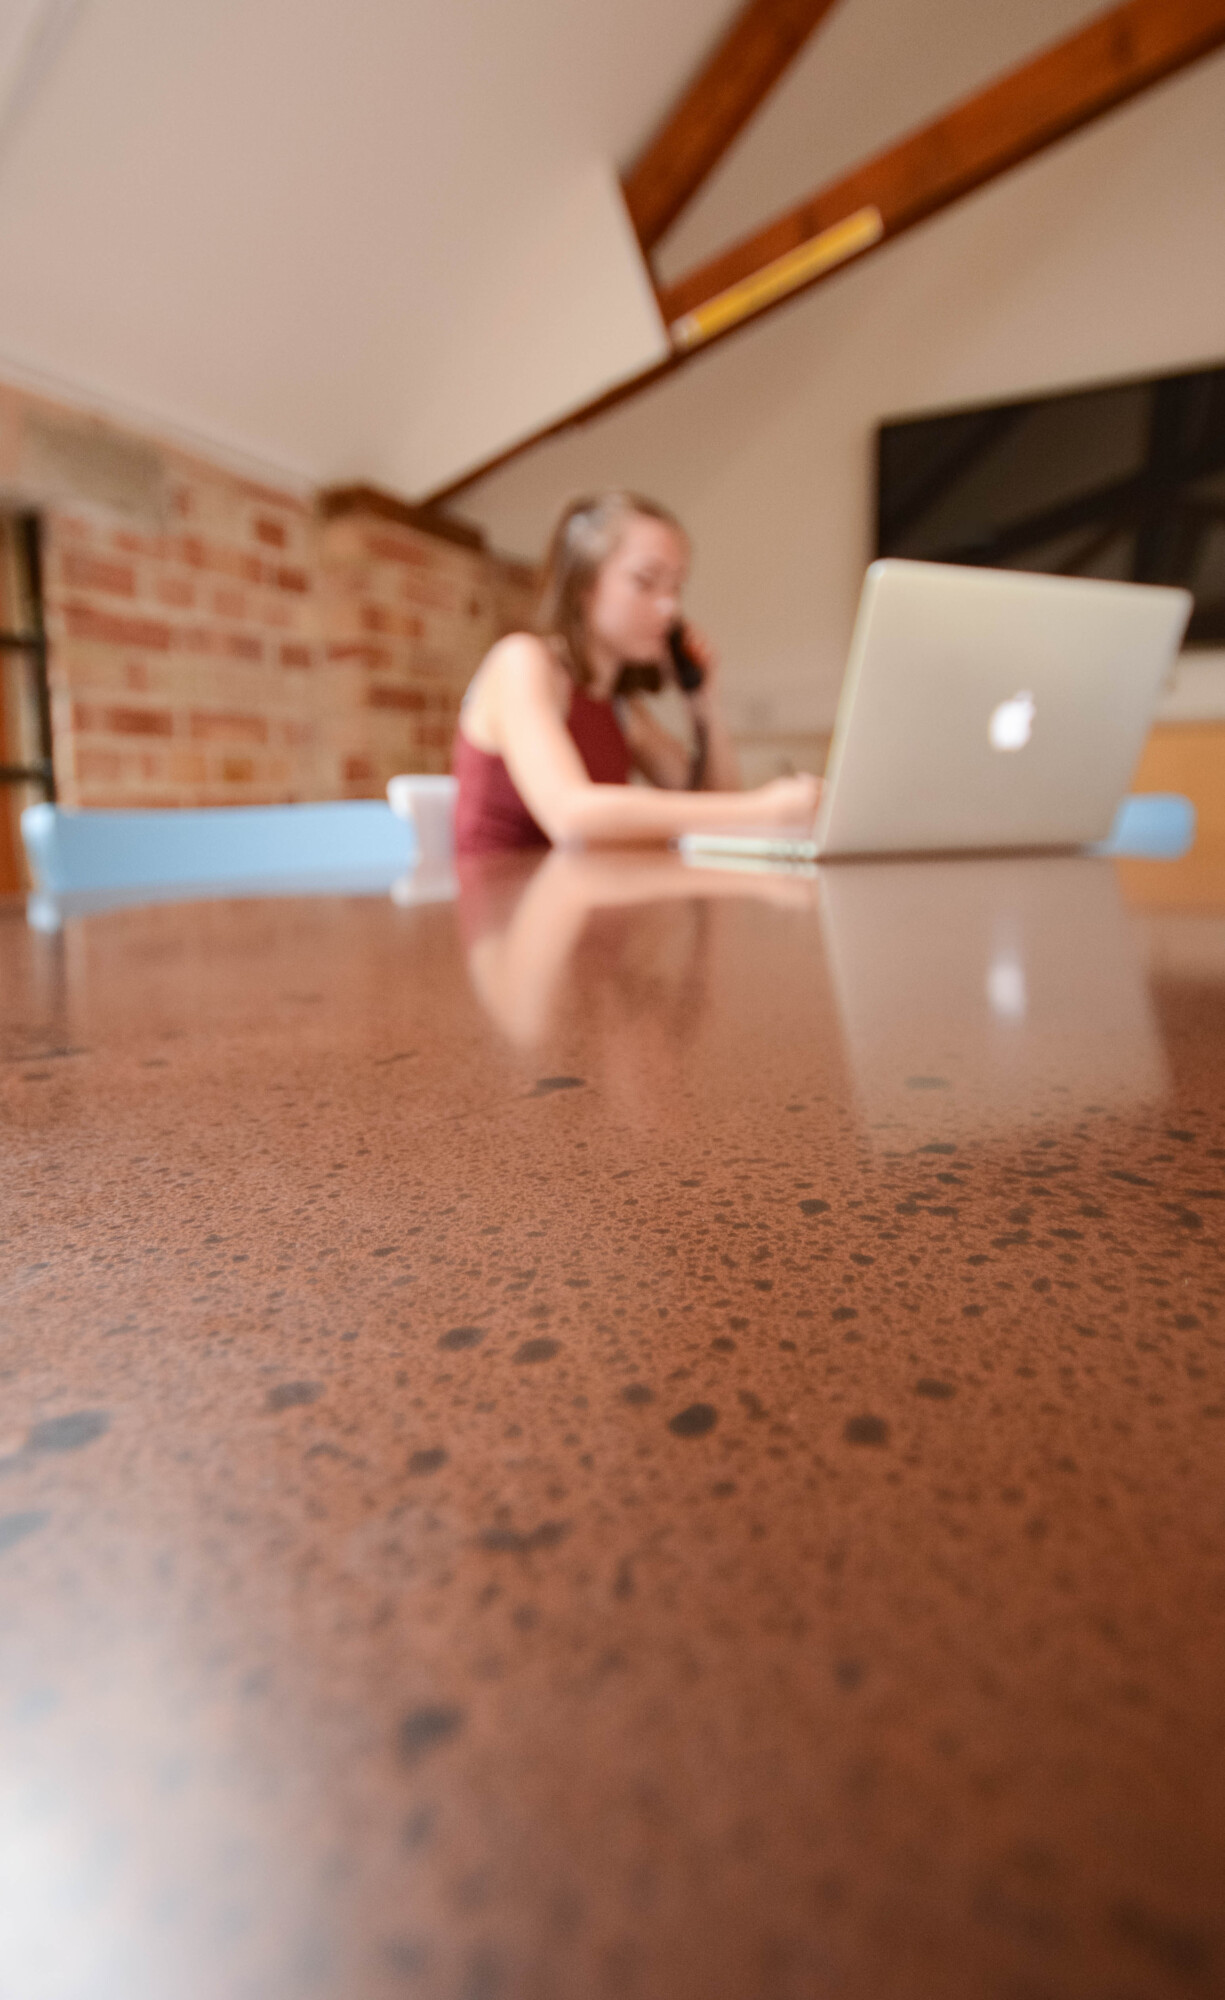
875, 360, 1225, 647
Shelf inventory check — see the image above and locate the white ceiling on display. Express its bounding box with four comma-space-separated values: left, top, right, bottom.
0, 0, 1148, 499
0, 0, 726, 493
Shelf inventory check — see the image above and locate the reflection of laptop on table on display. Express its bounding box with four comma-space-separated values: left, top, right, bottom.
681, 560, 1191, 863
819, 854, 1168, 1141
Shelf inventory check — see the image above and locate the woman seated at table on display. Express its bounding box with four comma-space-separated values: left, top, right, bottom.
452, 490, 820, 854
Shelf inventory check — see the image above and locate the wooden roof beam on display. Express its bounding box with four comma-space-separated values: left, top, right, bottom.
622, 0, 844, 254
318, 483, 486, 550
660, 0, 1225, 335
427, 0, 1225, 504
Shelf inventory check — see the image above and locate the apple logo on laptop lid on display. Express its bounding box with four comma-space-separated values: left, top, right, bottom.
989, 691, 1035, 752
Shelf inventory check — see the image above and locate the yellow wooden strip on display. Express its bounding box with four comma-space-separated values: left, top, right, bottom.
670, 206, 885, 349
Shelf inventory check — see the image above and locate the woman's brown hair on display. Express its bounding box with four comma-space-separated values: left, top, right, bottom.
535, 491, 684, 689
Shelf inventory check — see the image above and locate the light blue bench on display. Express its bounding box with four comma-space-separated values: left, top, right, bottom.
1093, 792, 1195, 859
22, 800, 417, 926
20, 789, 1194, 929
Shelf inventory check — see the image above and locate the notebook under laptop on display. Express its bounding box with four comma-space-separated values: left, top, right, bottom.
681, 559, 1192, 863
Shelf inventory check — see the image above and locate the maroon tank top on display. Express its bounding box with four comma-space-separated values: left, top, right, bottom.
452, 685, 631, 855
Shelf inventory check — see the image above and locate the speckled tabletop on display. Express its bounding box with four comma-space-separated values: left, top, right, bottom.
2, 849, 1223, 2000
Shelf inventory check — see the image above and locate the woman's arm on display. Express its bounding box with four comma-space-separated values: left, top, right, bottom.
545, 776, 818, 845
495, 640, 819, 847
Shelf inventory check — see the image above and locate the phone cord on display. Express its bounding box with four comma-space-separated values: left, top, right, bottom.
688, 717, 709, 792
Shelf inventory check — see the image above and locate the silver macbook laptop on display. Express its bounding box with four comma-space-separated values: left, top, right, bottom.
682, 559, 1192, 862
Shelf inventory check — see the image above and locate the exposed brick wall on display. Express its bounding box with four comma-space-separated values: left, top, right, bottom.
490, 556, 540, 644
0, 529, 26, 892
315, 513, 497, 794
44, 475, 321, 808
0, 377, 532, 812
315, 525, 541, 794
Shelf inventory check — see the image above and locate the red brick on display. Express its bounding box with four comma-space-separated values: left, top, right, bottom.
104, 706, 174, 738
327, 643, 390, 669
220, 756, 256, 784
172, 537, 245, 584
414, 651, 456, 680
368, 686, 426, 711
75, 747, 123, 784
227, 634, 263, 663
62, 551, 137, 596
212, 588, 246, 620
400, 578, 460, 612
364, 532, 432, 568
169, 750, 209, 785
343, 755, 374, 783
190, 711, 269, 745
71, 701, 101, 732
175, 625, 217, 655
274, 566, 309, 593
254, 517, 287, 549
64, 603, 172, 650
155, 576, 195, 609
280, 643, 312, 668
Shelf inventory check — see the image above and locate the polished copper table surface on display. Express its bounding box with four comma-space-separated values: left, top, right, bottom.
2, 849, 1224, 2000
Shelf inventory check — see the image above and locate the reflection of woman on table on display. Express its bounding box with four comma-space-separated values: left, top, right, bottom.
461, 848, 814, 1048
453, 491, 820, 854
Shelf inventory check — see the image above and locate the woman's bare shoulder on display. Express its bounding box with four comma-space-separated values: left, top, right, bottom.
463, 634, 568, 753
486, 632, 569, 707
487, 630, 555, 677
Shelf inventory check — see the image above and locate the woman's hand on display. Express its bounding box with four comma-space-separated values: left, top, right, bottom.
750, 773, 823, 828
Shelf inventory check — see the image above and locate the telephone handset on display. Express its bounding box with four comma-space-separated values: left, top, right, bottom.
667, 622, 705, 694
613, 623, 704, 699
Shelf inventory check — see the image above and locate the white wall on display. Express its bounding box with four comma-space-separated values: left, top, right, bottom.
392, 163, 666, 496
461, 50, 1225, 736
